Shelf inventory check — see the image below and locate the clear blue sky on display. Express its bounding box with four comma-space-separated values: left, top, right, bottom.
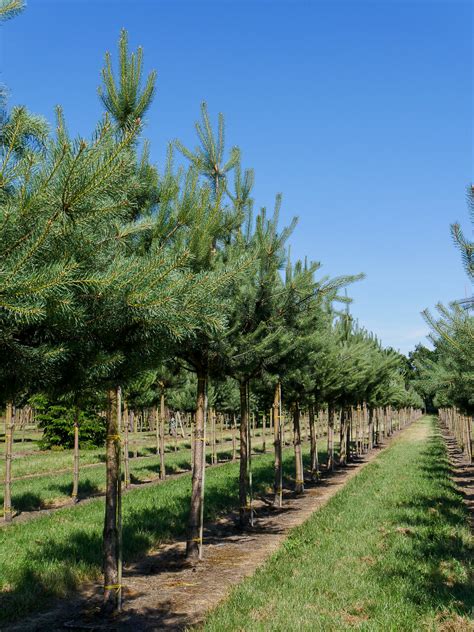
1, 0, 472, 355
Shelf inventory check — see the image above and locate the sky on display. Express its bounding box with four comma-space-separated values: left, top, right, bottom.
1, 0, 472, 355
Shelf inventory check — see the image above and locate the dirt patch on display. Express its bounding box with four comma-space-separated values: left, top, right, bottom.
7, 423, 418, 631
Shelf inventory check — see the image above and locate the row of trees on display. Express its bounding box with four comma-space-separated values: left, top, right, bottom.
1, 2, 423, 615
410, 178, 473, 457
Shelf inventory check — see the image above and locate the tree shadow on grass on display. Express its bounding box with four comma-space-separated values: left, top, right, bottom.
6, 491, 44, 513
0, 450, 304, 627
47, 478, 102, 499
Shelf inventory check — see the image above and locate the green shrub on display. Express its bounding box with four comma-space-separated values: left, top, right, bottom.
36, 402, 106, 449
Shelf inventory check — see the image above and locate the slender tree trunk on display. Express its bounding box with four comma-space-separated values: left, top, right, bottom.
211, 409, 217, 465
239, 379, 250, 527
368, 407, 374, 450
232, 413, 237, 461
339, 408, 347, 466
309, 403, 319, 480
72, 407, 80, 503
131, 411, 137, 459
293, 401, 304, 494
155, 404, 160, 456
103, 386, 122, 614
273, 382, 283, 507
160, 392, 166, 480
186, 372, 207, 560
327, 405, 335, 471
262, 413, 266, 453
3, 400, 14, 522
123, 402, 130, 489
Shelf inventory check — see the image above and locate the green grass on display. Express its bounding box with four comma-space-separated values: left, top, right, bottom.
0, 433, 273, 514
203, 416, 473, 631
0, 443, 314, 624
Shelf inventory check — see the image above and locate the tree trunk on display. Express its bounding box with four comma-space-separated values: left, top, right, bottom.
123, 402, 130, 489
3, 400, 14, 522
103, 386, 122, 614
155, 403, 160, 456
309, 404, 319, 480
186, 372, 207, 559
160, 393, 166, 480
232, 413, 237, 461
72, 407, 80, 502
273, 382, 283, 507
339, 408, 348, 466
368, 407, 374, 450
239, 379, 251, 527
293, 402, 304, 494
327, 405, 335, 471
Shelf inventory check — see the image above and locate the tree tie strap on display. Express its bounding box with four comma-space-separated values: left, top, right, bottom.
104, 584, 122, 592
107, 435, 121, 442
190, 537, 202, 543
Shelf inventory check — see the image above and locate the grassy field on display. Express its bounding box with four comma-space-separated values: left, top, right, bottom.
0, 443, 315, 625
0, 432, 274, 515
203, 416, 473, 631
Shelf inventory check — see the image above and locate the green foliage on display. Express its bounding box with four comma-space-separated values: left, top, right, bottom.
98, 29, 156, 131
34, 400, 106, 449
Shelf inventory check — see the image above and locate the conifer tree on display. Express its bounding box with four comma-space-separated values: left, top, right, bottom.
175, 104, 247, 557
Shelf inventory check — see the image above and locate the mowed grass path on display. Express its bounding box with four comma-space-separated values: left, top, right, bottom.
203, 416, 473, 631
0, 443, 315, 625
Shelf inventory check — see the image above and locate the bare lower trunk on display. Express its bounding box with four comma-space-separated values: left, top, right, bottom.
3, 400, 14, 522
309, 404, 319, 480
327, 405, 335, 471
339, 408, 348, 466
262, 413, 266, 453
155, 404, 160, 456
293, 402, 304, 494
103, 386, 122, 614
368, 407, 374, 450
160, 393, 166, 481
273, 382, 283, 507
72, 407, 80, 502
186, 372, 207, 559
123, 403, 130, 489
239, 379, 250, 527
232, 413, 237, 461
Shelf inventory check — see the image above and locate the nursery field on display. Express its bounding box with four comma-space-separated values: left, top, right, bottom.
0, 427, 271, 516
1, 415, 471, 631
1, 1, 473, 630
203, 416, 473, 632
0, 441, 316, 625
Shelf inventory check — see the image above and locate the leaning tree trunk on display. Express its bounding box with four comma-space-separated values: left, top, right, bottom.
3, 400, 14, 523
293, 401, 304, 494
309, 403, 319, 480
327, 404, 335, 471
103, 386, 122, 615
72, 407, 80, 503
239, 379, 251, 527
186, 371, 207, 560
273, 382, 283, 507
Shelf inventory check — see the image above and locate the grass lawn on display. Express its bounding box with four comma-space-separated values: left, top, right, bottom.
203, 416, 473, 631
0, 443, 314, 625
